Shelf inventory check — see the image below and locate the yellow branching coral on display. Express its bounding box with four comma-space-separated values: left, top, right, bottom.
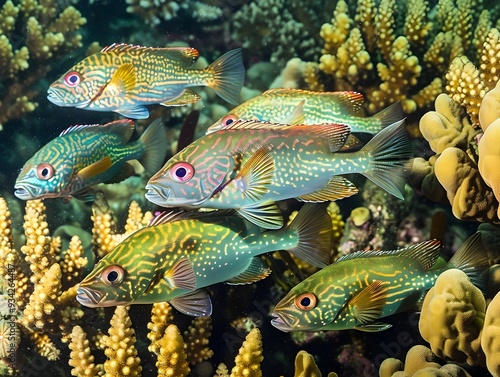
230, 328, 263, 377
104, 306, 142, 377
482, 291, 500, 377
147, 302, 174, 355
156, 324, 190, 377
0, 0, 86, 129
183, 316, 213, 365
379, 344, 472, 377
418, 269, 486, 366
68, 325, 101, 377
60, 235, 88, 287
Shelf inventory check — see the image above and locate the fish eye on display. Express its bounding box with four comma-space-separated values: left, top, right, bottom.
36, 163, 54, 180
221, 114, 237, 127
101, 266, 124, 286
295, 292, 317, 311
64, 71, 82, 87
169, 162, 194, 183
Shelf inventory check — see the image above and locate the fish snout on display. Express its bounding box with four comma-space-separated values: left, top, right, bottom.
145, 183, 171, 206
76, 286, 104, 308
270, 311, 293, 332
47, 87, 66, 106
14, 183, 40, 200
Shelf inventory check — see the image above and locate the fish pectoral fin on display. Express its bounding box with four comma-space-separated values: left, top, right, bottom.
227, 257, 271, 285
297, 176, 359, 202
354, 322, 392, 332
234, 146, 275, 201
349, 280, 388, 324
170, 289, 212, 316
283, 100, 306, 126
165, 256, 196, 290
238, 201, 283, 229
110, 63, 136, 93
72, 188, 96, 202
116, 106, 150, 119
106, 162, 136, 184
77, 156, 113, 180
161, 90, 201, 106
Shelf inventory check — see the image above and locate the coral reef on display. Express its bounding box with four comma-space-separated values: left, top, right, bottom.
0, 0, 86, 130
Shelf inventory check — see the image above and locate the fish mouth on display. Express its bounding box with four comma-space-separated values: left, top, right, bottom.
76, 286, 105, 308
14, 183, 41, 200
47, 88, 91, 109
270, 311, 294, 332
145, 183, 171, 206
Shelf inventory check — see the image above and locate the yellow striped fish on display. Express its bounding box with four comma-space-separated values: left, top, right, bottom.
14, 119, 166, 201
271, 232, 488, 332
76, 203, 333, 316
47, 44, 245, 119
207, 88, 403, 134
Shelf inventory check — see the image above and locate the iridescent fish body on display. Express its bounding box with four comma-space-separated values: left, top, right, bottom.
146, 118, 412, 229
207, 89, 404, 134
271, 232, 488, 332
76, 203, 333, 316
47, 44, 245, 119
14, 119, 167, 201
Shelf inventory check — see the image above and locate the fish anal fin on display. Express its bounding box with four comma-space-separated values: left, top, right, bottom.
110, 63, 136, 93
238, 201, 283, 229
116, 106, 149, 119
234, 146, 275, 201
161, 90, 201, 106
165, 256, 196, 291
77, 156, 113, 180
170, 289, 212, 316
283, 100, 305, 125
297, 176, 358, 202
349, 280, 387, 324
355, 322, 392, 332
227, 257, 271, 285
309, 124, 351, 153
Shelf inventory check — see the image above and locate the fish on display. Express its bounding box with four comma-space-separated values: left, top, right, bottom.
145, 118, 413, 229
206, 88, 404, 134
271, 232, 489, 333
47, 44, 245, 119
14, 118, 167, 201
76, 203, 334, 316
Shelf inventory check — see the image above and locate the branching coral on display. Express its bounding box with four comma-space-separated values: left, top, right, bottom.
0, 0, 86, 130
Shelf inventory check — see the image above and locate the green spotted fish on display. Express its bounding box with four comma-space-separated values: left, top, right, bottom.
14, 119, 167, 201
207, 89, 403, 134
76, 203, 333, 316
47, 44, 245, 119
146, 118, 412, 229
271, 232, 489, 332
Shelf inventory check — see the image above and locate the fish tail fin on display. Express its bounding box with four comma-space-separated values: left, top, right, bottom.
369, 101, 405, 130
206, 48, 245, 105
446, 232, 490, 292
139, 118, 168, 174
360, 119, 413, 199
285, 203, 333, 268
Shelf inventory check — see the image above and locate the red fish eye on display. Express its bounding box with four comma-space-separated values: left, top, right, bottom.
221, 114, 237, 127
64, 71, 82, 87
169, 162, 194, 183
36, 163, 54, 180
102, 266, 124, 286
295, 293, 317, 311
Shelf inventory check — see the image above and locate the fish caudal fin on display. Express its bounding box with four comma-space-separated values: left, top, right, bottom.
206, 48, 245, 105
369, 101, 405, 129
447, 232, 490, 292
285, 203, 333, 268
361, 119, 413, 199
139, 118, 168, 174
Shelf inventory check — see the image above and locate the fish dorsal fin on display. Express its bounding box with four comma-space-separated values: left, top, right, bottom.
349, 280, 387, 324
297, 176, 359, 202
101, 44, 199, 67
60, 118, 135, 141
221, 119, 295, 131
161, 89, 201, 106
227, 257, 271, 284
170, 289, 212, 316
335, 240, 441, 271
77, 156, 113, 180
238, 201, 283, 229
311, 124, 351, 153
109, 63, 136, 94
282, 100, 305, 125
164, 255, 196, 290
148, 209, 235, 227
233, 146, 275, 201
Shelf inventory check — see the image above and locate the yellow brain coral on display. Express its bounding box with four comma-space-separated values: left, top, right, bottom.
482, 291, 500, 377
418, 269, 486, 366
